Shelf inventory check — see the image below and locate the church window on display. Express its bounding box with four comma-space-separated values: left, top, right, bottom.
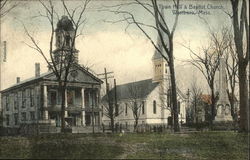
165, 64, 168, 73
115, 104, 119, 116
177, 101, 180, 114
125, 103, 128, 116
142, 101, 145, 114
153, 100, 156, 114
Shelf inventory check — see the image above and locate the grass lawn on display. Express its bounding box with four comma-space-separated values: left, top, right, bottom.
0, 131, 248, 159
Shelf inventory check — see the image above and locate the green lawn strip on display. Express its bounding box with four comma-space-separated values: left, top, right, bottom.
0, 134, 123, 159
119, 132, 248, 160
0, 132, 248, 159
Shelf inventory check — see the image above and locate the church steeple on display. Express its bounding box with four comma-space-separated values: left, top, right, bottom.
152, 6, 169, 82
52, 16, 79, 66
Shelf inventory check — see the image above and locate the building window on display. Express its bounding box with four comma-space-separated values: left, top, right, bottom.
153, 100, 156, 114
14, 113, 18, 125
6, 96, 9, 111
165, 64, 168, 73
142, 101, 145, 115
22, 90, 26, 108
21, 112, 26, 121
50, 91, 57, 105
115, 104, 119, 116
177, 101, 180, 114
125, 103, 128, 116
6, 115, 10, 126
14, 93, 18, 110
65, 35, 71, 47
67, 90, 74, 105
30, 89, 35, 107
30, 111, 35, 121
101, 105, 104, 117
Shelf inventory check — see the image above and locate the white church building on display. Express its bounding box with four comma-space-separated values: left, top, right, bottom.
102, 44, 188, 128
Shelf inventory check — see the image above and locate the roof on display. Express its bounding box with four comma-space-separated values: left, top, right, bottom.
152, 7, 169, 61
103, 79, 159, 101
200, 94, 212, 105
102, 78, 187, 102
1, 64, 103, 93
56, 16, 74, 31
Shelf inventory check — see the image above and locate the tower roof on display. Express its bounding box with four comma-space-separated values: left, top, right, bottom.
152, 6, 168, 61
56, 16, 74, 31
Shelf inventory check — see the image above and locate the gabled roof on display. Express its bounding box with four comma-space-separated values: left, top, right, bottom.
102, 78, 187, 102
200, 94, 212, 105
1, 64, 103, 93
103, 79, 159, 101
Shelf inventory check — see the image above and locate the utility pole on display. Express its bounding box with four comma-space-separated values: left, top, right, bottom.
114, 79, 118, 116
0, 41, 7, 126
91, 84, 95, 134
97, 68, 114, 132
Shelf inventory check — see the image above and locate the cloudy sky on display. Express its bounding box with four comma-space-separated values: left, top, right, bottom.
0, 0, 236, 94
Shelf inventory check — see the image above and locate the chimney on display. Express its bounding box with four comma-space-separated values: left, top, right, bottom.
16, 77, 20, 83
35, 63, 40, 77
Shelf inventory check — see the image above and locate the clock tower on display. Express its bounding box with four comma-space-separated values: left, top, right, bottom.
52, 16, 79, 66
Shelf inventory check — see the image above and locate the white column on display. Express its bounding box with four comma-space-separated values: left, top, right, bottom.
43, 85, 48, 120
65, 89, 68, 117
81, 88, 85, 126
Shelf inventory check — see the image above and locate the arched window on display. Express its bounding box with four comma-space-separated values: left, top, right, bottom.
177, 101, 181, 114
125, 103, 128, 116
153, 100, 156, 114
142, 101, 145, 115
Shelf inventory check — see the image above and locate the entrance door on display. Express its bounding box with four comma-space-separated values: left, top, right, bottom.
85, 114, 91, 126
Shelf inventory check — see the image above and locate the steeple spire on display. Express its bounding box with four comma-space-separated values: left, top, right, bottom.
152, 5, 168, 61
152, 6, 169, 82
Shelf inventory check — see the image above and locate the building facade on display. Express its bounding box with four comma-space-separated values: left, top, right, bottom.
1, 16, 103, 134
102, 36, 187, 129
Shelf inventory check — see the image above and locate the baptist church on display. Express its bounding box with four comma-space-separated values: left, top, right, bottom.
102, 41, 188, 129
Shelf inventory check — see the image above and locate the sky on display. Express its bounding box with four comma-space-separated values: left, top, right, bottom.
0, 0, 238, 95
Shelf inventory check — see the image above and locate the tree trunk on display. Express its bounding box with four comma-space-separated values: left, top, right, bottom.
134, 117, 138, 132
238, 65, 249, 132
110, 116, 114, 133
169, 56, 179, 132
210, 87, 216, 125
60, 83, 66, 133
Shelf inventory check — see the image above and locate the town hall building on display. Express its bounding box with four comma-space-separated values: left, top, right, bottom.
1, 16, 103, 134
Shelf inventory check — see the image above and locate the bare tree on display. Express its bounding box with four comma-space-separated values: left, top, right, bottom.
22, 0, 90, 132
102, 0, 181, 132
183, 27, 229, 125
102, 81, 123, 133
224, 29, 239, 122
127, 82, 144, 132
0, 0, 19, 18
190, 80, 202, 125
229, 0, 249, 132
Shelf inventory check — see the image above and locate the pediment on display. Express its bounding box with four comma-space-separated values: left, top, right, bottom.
44, 65, 102, 84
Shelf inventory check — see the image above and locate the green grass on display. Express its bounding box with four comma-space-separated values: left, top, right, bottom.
0, 132, 248, 159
